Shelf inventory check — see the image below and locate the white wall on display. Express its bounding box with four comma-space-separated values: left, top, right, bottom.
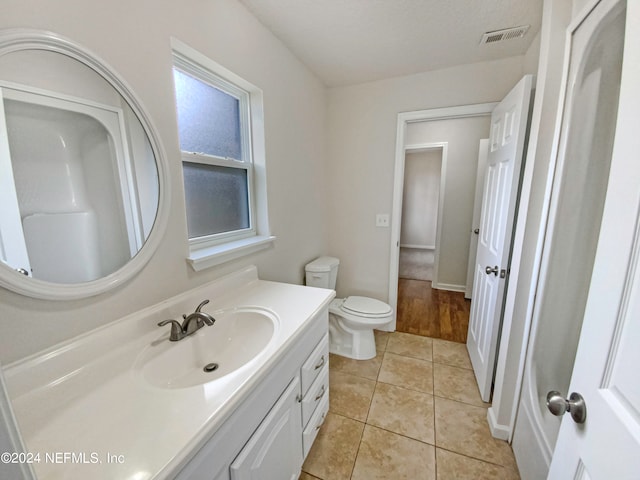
325, 58, 525, 299
523, 31, 542, 75
400, 150, 441, 248
0, 0, 328, 364
405, 117, 491, 288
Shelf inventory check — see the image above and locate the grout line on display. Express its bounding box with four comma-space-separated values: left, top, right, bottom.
375, 379, 435, 395
382, 351, 433, 367
431, 356, 474, 370
435, 445, 519, 472
365, 418, 436, 447
384, 350, 434, 363
433, 392, 492, 410
348, 417, 367, 479
363, 376, 378, 424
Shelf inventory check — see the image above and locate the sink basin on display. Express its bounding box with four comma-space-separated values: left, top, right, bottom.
135, 307, 278, 389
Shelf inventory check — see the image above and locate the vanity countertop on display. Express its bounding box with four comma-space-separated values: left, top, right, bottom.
3, 266, 335, 480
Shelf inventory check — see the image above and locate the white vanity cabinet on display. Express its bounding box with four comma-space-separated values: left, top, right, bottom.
175, 310, 329, 480
230, 377, 303, 480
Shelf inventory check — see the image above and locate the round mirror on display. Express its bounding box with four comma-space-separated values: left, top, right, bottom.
0, 30, 169, 300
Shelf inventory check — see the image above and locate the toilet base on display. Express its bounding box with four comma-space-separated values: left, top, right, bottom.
328, 315, 377, 360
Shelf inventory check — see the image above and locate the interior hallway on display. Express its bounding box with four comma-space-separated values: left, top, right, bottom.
300, 331, 519, 479
396, 279, 471, 343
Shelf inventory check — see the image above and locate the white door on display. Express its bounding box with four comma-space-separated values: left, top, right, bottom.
465, 138, 489, 299
0, 89, 31, 276
467, 75, 533, 402
548, 0, 640, 477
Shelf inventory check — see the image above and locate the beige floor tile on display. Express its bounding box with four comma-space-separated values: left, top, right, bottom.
436, 449, 520, 479
302, 412, 364, 480
329, 371, 376, 421
433, 363, 490, 407
298, 472, 322, 480
367, 382, 435, 444
432, 338, 472, 369
434, 397, 517, 469
329, 352, 383, 380
386, 331, 433, 361
378, 352, 434, 393
351, 425, 436, 480
374, 330, 391, 352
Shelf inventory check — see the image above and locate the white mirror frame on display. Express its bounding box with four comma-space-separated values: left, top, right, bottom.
0, 29, 170, 300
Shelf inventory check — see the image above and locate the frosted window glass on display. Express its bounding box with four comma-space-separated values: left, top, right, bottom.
183, 162, 249, 238
173, 68, 242, 160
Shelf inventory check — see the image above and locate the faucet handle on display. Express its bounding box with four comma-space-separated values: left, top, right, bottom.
157, 319, 184, 341
195, 299, 210, 312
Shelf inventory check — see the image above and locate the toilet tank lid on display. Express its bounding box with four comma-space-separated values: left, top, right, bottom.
305, 256, 340, 272
343, 296, 392, 316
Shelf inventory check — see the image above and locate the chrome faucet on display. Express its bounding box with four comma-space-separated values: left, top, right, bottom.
158, 300, 216, 341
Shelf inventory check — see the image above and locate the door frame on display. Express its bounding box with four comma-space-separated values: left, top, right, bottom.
388, 103, 497, 331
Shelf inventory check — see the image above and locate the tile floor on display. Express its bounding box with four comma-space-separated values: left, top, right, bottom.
300, 331, 520, 480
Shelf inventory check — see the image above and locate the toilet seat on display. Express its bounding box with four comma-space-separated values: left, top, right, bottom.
341, 296, 392, 318
329, 297, 392, 330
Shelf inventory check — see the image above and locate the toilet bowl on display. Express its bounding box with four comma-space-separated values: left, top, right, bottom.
328, 296, 392, 360
305, 257, 392, 360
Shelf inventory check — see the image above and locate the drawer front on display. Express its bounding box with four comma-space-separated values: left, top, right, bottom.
302, 391, 329, 459
302, 363, 329, 428
301, 333, 329, 395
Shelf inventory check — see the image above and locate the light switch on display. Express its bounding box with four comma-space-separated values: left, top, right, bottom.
376, 214, 390, 227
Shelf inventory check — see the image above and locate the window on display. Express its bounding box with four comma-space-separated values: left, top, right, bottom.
171, 39, 273, 270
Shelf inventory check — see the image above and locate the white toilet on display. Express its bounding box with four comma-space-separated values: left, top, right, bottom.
305, 256, 392, 360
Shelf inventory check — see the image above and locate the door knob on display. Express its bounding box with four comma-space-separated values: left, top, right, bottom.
485, 265, 499, 276
15, 268, 29, 276
546, 391, 587, 424
474, 228, 480, 234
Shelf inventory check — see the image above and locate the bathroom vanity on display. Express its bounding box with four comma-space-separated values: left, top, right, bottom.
3, 266, 334, 479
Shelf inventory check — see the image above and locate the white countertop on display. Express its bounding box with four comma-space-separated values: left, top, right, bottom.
3, 266, 334, 480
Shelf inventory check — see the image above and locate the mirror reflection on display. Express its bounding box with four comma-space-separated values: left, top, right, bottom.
0, 49, 159, 283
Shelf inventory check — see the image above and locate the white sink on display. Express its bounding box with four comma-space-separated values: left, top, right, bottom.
135, 307, 278, 389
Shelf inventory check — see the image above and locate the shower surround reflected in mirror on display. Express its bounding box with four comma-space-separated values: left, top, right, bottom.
0, 31, 168, 300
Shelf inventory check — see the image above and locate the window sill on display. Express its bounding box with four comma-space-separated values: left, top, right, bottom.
187, 235, 276, 272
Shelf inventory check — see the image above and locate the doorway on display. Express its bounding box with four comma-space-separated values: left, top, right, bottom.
399, 145, 444, 283
396, 143, 470, 342
389, 104, 495, 337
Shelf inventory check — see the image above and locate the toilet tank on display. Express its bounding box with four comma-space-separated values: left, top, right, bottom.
305, 256, 340, 289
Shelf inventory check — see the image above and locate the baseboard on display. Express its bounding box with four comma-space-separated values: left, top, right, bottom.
432, 282, 466, 292
399, 244, 436, 250
487, 407, 510, 441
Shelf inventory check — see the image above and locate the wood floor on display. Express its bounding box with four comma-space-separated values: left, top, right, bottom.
396, 279, 471, 343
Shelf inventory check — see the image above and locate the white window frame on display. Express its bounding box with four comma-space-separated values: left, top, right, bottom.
171, 39, 274, 271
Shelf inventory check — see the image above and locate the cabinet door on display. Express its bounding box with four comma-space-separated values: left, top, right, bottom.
230, 377, 303, 480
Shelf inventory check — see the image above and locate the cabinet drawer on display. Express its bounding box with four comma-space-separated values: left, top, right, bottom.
301, 333, 328, 395
302, 363, 328, 428
302, 390, 329, 459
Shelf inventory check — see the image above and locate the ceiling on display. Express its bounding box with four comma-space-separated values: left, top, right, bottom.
239, 0, 543, 87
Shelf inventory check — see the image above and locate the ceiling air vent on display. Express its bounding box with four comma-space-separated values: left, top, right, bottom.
480, 25, 530, 44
